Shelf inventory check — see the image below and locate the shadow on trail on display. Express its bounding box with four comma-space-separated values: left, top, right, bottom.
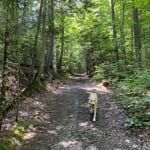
11, 75, 149, 150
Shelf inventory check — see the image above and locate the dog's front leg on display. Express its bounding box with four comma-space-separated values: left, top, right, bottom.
93, 105, 97, 122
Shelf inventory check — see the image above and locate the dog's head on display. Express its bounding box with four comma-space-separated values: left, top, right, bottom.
88, 92, 97, 104
90, 100, 96, 105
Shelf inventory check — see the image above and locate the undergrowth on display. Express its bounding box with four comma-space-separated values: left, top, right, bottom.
0, 120, 37, 150
93, 64, 150, 127
116, 69, 150, 127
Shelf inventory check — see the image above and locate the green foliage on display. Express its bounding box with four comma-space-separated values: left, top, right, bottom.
116, 69, 150, 127
118, 69, 150, 95
125, 118, 142, 127
0, 120, 37, 150
101, 62, 123, 79
126, 118, 150, 127
12, 120, 37, 138
92, 62, 127, 81
0, 140, 12, 150
92, 65, 104, 81
13, 126, 25, 138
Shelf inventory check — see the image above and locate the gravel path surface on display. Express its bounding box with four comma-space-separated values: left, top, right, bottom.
5, 75, 150, 150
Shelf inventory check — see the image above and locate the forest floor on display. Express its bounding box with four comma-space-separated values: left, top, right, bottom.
1, 74, 150, 150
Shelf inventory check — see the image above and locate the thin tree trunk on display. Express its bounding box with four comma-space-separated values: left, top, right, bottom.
58, 7, 65, 72
130, 25, 134, 59
0, 11, 9, 129
15, 11, 20, 122
120, 0, 126, 71
52, 39, 57, 74
22, 0, 27, 28
30, 0, 43, 86
15, 47, 20, 122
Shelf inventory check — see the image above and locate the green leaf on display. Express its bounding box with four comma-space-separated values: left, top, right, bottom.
142, 96, 150, 103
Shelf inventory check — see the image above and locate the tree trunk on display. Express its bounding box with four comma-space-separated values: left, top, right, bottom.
35, 0, 47, 83
22, 0, 27, 28
52, 39, 57, 74
111, 0, 119, 63
45, 0, 52, 75
32, 0, 43, 70
58, 6, 65, 72
0, 11, 9, 129
45, 0, 55, 76
14, 10, 21, 122
30, 0, 43, 86
120, 0, 126, 71
130, 25, 134, 60
132, 6, 142, 68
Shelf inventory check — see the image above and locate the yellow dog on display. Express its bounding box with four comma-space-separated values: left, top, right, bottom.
88, 92, 98, 122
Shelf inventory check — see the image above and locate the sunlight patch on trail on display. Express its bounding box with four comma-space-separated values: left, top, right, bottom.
79, 121, 93, 128
81, 82, 112, 93
86, 145, 99, 150
68, 75, 111, 93
58, 140, 82, 148
79, 121, 89, 127
23, 132, 36, 140
33, 101, 45, 109
58, 82, 111, 94
56, 125, 64, 131
47, 130, 57, 135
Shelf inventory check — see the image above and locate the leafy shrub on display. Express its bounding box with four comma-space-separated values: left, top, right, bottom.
92, 65, 105, 81
0, 141, 12, 150
92, 62, 127, 81
116, 69, 150, 127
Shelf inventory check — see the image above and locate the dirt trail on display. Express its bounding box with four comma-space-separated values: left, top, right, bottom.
3, 75, 150, 150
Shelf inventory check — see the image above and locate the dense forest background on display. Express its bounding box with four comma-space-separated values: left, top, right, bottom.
0, 0, 150, 132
